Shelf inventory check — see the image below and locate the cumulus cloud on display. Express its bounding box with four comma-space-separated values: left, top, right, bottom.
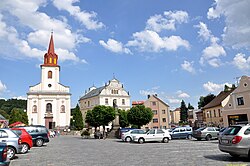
0, 0, 89, 63
127, 30, 190, 52
139, 89, 157, 96
203, 81, 231, 93
176, 90, 190, 98
232, 53, 250, 71
99, 39, 132, 54
168, 98, 181, 104
196, 22, 226, 67
146, 10, 188, 32
53, 0, 104, 30
207, 0, 250, 50
12, 96, 27, 100
0, 80, 7, 93
181, 61, 195, 74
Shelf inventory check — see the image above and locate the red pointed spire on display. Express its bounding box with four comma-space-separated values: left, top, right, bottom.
48, 32, 55, 54
41, 32, 59, 68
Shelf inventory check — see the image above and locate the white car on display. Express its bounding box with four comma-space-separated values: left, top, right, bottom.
121, 129, 145, 142
132, 129, 171, 144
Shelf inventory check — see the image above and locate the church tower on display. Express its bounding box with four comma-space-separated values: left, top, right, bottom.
27, 33, 71, 130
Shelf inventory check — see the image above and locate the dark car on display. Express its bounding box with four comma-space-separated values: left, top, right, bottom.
15, 125, 49, 147
0, 143, 10, 166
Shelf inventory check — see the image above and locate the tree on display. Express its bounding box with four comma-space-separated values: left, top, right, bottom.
180, 100, 188, 123
118, 109, 129, 128
0, 109, 10, 119
9, 108, 28, 125
198, 94, 216, 109
127, 105, 153, 129
70, 104, 84, 130
85, 110, 99, 131
187, 103, 194, 109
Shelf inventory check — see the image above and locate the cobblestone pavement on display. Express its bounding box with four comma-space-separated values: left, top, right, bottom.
10, 135, 250, 166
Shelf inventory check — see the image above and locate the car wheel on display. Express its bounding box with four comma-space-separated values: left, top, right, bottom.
205, 135, 212, 141
138, 138, 144, 144
187, 135, 192, 139
7, 147, 15, 160
36, 139, 44, 147
162, 137, 169, 143
125, 137, 132, 142
229, 153, 240, 158
21, 143, 29, 154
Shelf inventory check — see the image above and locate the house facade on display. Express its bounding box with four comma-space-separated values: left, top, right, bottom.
142, 95, 170, 129
79, 78, 130, 124
222, 76, 250, 126
170, 108, 180, 125
27, 33, 71, 129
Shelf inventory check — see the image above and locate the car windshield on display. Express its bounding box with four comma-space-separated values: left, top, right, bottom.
196, 127, 205, 131
223, 126, 241, 135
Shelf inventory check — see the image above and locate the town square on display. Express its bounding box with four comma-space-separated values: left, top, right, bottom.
0, 0, 250, 165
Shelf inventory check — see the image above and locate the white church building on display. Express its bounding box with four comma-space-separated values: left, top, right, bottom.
27, 33, 71, 129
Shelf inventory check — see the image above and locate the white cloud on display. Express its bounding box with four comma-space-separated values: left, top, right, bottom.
0, 0, 89, 63
53, 0, 104, 30
168, 98, 181, 104
99, 39, 132, 54
0, 80, 7, 93
203, 81, 231, 93
176, 90, 190, 98
195, 22, 212, 41
232, 53, 250, 71
146, 10, 188, 32
127, 30, 190, 52
181, 61, 195, 74
139, 90, 157, 96
12, 96, 27, 100
207, 0, 250, 50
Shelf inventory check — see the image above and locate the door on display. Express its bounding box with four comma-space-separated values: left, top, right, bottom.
146, 129, 156, 141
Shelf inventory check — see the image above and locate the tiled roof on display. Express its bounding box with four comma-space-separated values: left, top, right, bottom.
79, 86, 106, 100
202, 90, 233, 109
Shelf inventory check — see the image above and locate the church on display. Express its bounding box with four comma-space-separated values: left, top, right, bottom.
27, 33, 71, 130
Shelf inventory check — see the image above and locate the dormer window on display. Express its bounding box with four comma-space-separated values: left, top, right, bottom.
111, 89, 118, 94
48, 71, 52, 79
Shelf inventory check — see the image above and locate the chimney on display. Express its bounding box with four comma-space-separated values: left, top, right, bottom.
155, 94, 157, 97
147, 95, 150, 99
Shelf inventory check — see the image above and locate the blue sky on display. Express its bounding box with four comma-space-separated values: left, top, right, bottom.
0, 0, 250, 110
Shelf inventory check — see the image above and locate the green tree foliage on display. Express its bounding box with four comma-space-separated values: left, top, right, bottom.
85, 110, 100, 130
127, 105, 153, 129
0, 110, 10, 119
118, 109, 129, 128
9, 108, 28, 125
70, 104, 84, 130
198, 94, 216, 109
0, 99, 27, 114
187, 103, 194, 109
180, 100, 188, 123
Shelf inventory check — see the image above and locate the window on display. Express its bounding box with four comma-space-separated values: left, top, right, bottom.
149, 129, 155, 134
122, 99, 125, 105
152, 102, 156, 106
48, 71, 52, 79
162, 118, 166, 122
46, 103, 52, 113
32, 105, 37, 113
214, 110, 216, 117
131, 130, 138, 134
237, 97, 244, 105
0, 131, 8, 138
207, 127, 215, 131
180, 128, 185, 132
105, 98, 108, 105
244, 128, 250, 135
49, 58, 52, 63
111, 89, 118, 94
88, 101, 90, 107
60, 105, 65, 113
209, 111, 212, 118
153, 118, 158, 123
152, 110, 157, 115
207, 111, 209, 118
218, 109, 221, 117
157, 129, 164, 134
162, 110, 166, 114
54, 58, 56, 64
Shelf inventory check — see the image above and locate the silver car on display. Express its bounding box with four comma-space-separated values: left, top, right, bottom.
192, 127, 219, 141
121, 129, 145, 142
0, 129, 22, 159
219, 124, 250, 158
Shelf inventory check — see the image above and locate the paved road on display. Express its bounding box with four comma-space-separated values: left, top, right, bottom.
10, 135, 250, 166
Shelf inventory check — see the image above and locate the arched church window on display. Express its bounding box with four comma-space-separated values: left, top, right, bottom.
48, 71, 52, 79
32, 105, 37, 113
60, 105, 65, 113
49, 58, 52, 63
54, 59, 57, 64
46, 103, 52, 113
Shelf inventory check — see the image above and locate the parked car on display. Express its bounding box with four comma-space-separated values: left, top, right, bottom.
0, 143, 10, 166
121, 129, 146, 142
219, 124, 250, 158
0, 129, 22, 160
170, 127, 193, 139
118, 128, 136, 139
11, 128, 33, 153
192, 127, 219, 141
15, 125, 49, 147
132, 129, 171, 144
217, 127, 228, 139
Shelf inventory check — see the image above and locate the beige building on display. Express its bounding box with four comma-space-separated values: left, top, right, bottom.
202, 90, 232, 127
142, 95, 170, 129
170, 108, 180, 125
222, 76, 250, 126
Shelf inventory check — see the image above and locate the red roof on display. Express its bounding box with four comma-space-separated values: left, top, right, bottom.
132, 101, 144, 105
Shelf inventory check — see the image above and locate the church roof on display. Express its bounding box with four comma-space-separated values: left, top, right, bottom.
79, 86, 106, 100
